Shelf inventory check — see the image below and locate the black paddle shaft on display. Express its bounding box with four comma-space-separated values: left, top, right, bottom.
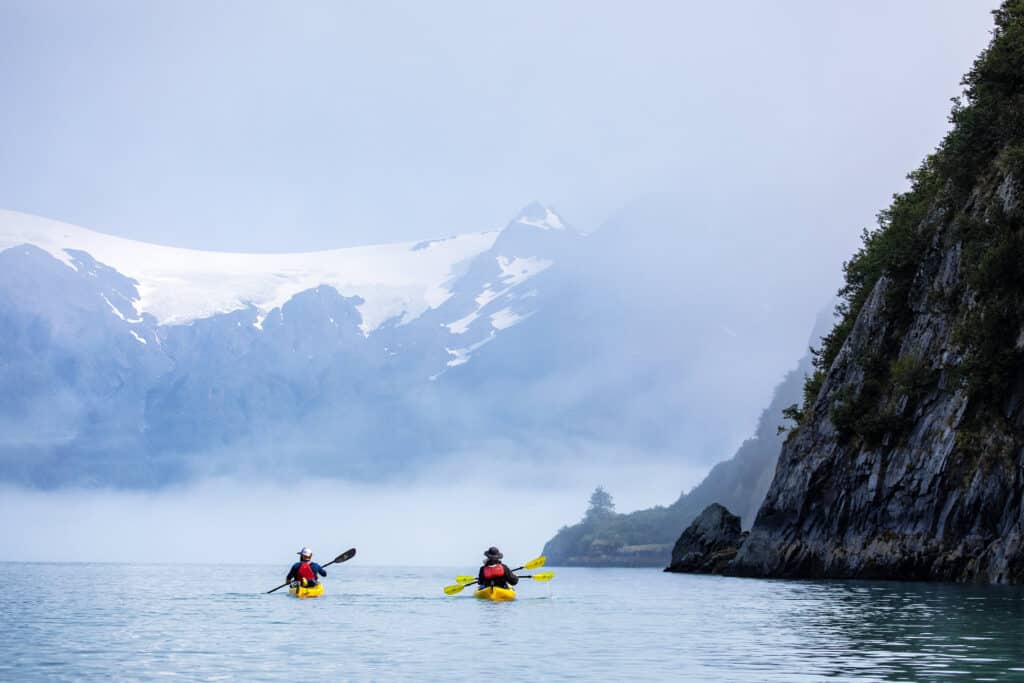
266, 547, 357, 594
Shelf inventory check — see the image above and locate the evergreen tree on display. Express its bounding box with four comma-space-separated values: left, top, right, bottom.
585, 486, 615, 520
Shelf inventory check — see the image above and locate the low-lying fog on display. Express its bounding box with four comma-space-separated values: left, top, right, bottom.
0, 456, 703, 566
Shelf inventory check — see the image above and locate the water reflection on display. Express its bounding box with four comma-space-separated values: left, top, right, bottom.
1, 564, 1022, 681
755, 579, 1024, 680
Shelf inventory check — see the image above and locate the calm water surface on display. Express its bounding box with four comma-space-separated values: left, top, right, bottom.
2, 564, 1023, 681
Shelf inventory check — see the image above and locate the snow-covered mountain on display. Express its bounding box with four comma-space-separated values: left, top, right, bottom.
0, 203, 586, 486
0, 199, 798, 489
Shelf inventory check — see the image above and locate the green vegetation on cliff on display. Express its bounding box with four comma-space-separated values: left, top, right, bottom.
727, 1, 1024, 584
798, 1, 1024, 445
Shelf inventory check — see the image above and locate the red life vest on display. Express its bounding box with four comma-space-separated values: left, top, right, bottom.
482, 563, 505, 580
296, 561, 316, 582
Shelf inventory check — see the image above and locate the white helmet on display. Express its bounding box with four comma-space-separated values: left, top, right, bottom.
297, 547, 312, 558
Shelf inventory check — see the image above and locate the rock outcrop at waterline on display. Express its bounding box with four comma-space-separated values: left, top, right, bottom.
726, 3, 1024, 584
665, 504, 746, 574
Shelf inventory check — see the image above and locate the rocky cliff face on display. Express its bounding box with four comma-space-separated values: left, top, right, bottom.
730, 3, 1024, 584
733, 178, 1024, 583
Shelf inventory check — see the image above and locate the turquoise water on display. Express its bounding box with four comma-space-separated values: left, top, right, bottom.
3, 563, 1023, 681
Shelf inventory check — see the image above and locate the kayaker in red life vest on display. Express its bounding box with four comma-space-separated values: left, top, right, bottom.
477, 547, 519, 589
286, 547, 327, 587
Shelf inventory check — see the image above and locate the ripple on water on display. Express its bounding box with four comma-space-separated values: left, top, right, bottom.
1, 564, 1023, 681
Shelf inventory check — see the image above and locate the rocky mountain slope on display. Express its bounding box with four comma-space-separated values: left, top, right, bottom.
541, 351, 811, 566
728, 2, 1024, 584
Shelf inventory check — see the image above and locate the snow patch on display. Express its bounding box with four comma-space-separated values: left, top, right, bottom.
129, 330, 147, 345
101, 294, 126, 321
446, 261, 547, 336
474, 288, 501, 308
496, 255, 552, 286
101, 294, 142, 323
444, 332, 496, 367
445, 310, 480, 335
516, 207, 566, 231
490, 307, 528, 331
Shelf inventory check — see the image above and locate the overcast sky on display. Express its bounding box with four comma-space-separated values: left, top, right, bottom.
0, 1, 996, 252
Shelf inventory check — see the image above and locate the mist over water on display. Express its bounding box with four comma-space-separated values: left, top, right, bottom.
0, 454, 704, 565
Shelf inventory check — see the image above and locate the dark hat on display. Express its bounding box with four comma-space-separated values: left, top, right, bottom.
484, 546, 503, 560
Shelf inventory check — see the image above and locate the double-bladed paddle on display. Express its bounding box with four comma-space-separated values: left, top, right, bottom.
444, 556, 547, 595
267, 547, 357, 594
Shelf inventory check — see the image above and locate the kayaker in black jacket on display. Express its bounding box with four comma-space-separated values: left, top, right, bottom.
477, 546, 519, 589
286, 547, 327, 587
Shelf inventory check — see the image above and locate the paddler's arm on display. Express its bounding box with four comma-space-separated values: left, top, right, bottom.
505, 564, 519, 585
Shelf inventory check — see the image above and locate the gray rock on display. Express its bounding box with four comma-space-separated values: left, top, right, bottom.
729, 168, 1024, 584
665, 503, 746, 574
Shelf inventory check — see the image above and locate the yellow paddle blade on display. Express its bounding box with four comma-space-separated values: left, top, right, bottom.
443, 582, 468, 595
530, 571, 555, 581
523, 556, 546, 570
455, 575, 476, 584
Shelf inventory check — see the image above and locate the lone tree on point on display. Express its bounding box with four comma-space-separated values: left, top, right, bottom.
586, 485, 615, 520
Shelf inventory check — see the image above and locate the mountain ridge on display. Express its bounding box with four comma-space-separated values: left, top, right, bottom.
540, 349, 813, 567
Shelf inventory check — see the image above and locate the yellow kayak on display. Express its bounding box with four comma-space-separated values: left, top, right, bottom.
474, 586, 516, 601
289, 582, 324, 598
